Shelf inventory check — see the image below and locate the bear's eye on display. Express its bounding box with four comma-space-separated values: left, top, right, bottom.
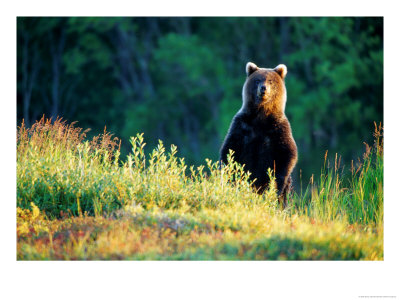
254, 79, 261, 85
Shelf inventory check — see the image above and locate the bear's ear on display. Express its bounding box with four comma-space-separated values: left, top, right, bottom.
246, 62, 258, 77
274, 64, 287, 79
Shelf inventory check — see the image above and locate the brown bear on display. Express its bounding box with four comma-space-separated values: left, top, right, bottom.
220, 62, 297, 205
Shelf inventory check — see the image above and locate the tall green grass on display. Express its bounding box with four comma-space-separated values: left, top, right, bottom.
17, 117, 276, 218
290, 122, 383, 225
17, 117, 383, 227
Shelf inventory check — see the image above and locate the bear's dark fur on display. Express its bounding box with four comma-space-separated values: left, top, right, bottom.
220, 62, 297, 204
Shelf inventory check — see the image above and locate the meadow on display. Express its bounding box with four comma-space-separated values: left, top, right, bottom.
17, 117, 383, 260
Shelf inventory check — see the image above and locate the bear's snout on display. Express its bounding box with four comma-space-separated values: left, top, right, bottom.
257, 84, 268, 100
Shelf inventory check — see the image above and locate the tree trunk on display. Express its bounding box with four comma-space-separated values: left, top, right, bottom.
279, 18, 290, 62
21, 32, 40, 127
49, 26, 66, 120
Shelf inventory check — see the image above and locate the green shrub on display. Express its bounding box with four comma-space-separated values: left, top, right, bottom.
17, 117, 276, 218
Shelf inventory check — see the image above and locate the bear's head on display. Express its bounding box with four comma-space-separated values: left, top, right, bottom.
241, 62, 287, 116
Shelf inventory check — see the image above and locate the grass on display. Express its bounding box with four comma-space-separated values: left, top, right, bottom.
16, 117, 383, 260
291, 122, 383, 226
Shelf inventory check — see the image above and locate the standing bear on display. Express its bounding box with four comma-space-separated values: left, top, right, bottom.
220, 62, 297, 204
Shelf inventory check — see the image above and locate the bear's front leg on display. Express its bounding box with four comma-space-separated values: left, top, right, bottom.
219, 116, 246, 164
276, 175, 292, 206
273, 144, 296, 205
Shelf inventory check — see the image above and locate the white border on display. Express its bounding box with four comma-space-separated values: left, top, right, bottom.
2, 1, 399, 299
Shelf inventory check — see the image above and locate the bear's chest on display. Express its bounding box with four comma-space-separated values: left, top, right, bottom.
242, 122, 271, 149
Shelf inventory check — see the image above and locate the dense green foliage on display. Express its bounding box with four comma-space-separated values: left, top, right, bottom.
17, 17, 383, 182
17, 118, 383, 260
17, 117, 271, 218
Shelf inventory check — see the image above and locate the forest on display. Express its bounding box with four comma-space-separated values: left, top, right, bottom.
17, 17, 383, 188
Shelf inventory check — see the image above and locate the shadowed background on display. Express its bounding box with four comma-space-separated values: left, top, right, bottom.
17, 17, 383, 188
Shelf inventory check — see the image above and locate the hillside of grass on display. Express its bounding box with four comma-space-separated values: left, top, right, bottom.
17, 117, 383, 260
